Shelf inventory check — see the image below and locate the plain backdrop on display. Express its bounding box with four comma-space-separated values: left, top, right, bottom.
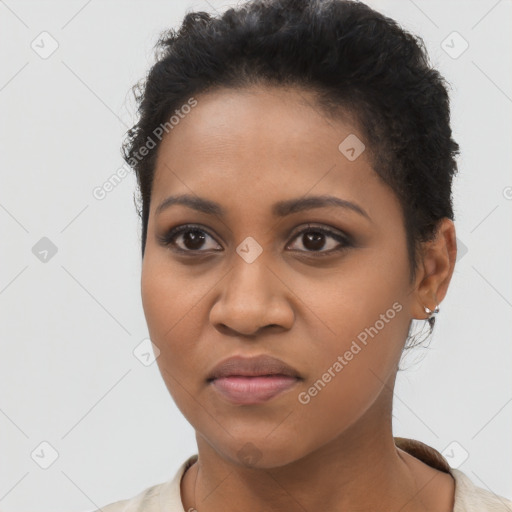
0, 0, 511, 510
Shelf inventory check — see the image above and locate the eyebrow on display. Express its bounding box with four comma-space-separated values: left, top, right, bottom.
155, 193, 371, 222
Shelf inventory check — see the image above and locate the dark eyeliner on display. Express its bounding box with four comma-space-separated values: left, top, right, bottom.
158, 223, 352, 255
157, 224, 220, 252
287, 225, 353, 256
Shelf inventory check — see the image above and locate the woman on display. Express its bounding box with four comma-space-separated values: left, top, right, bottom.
98, 0, 511, 510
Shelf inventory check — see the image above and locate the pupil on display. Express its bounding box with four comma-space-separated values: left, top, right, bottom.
184, 230, 205, 250
304, 232, 324, 251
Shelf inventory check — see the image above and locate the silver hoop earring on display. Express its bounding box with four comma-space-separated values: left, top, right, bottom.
424, 305, 440, 319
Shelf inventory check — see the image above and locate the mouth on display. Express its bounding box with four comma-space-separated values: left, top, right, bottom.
206, 354, 302, 404
208, 375, 301, 405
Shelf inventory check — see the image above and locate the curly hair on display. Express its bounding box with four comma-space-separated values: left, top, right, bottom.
122, 0, 460, 346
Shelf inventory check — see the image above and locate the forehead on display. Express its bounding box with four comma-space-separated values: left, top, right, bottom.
151, 85, 392, 220
156, 85, 361, 164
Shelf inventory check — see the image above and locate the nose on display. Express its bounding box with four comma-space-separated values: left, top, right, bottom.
209, 255, 294, 337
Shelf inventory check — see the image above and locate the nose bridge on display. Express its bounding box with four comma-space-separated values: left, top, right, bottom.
209, 244, 291, 334
226, 244, 273, 306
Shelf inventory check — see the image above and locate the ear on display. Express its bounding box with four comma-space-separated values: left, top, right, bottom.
411, 218, 457, 320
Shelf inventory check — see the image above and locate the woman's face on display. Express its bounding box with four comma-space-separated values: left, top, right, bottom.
141, 85, 423, 467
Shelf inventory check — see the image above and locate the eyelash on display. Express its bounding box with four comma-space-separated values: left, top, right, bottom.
158, 223, 352, 257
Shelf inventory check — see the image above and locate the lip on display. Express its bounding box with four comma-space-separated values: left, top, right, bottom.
210, 375, 300, 405
206, 354, 302, 380
206, 354, 302, 405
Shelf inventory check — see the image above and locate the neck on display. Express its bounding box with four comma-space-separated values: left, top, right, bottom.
181, 387, 438, 512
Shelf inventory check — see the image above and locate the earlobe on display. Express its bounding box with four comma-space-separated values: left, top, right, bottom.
411, 218, 457, 320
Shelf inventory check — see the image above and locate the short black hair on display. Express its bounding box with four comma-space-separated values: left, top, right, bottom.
123, 0, 460, 342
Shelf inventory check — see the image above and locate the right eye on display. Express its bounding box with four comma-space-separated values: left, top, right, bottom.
158, 224, 223, 254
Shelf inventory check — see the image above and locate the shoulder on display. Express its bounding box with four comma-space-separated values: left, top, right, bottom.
394, 437, 512, 511
95, 482, 164, 512
451, 468, 512, 512
93, 455, 198, 512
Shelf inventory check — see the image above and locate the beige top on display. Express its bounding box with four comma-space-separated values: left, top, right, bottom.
96, 437, 512, 512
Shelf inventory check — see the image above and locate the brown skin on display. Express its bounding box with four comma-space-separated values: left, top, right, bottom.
141, 85, 457, 512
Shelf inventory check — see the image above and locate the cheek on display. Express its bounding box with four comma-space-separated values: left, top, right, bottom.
310, 288, 408, 397
288, 305, 407, 451
141, 252, 202, 342
293, 255, 410, 414
140, 255, 211, 413
297, 245, 410, 349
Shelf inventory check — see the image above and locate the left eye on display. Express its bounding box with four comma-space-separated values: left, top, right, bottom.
287, 225, 351, 254
159, 224, 351, 255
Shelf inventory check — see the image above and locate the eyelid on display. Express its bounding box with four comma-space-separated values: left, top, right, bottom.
157, 223, 222, 251
288, 223, 350, 242
286, 224, 352, 253
159, 222, 352, 255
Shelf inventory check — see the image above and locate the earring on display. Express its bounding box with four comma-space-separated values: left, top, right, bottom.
424, 304, 440, 320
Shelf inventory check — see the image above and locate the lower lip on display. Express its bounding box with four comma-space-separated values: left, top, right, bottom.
210, 376, 299, 404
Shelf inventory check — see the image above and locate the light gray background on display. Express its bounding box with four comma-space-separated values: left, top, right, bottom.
0, 0, 511, 510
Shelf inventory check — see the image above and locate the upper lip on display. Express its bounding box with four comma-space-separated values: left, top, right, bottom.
207, 354, 302, 381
